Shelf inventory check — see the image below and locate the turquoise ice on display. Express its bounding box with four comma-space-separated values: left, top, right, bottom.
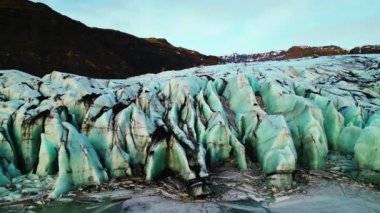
0, 54, 378, 200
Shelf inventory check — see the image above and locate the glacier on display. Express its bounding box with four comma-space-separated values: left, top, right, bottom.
0, 54, 379, 201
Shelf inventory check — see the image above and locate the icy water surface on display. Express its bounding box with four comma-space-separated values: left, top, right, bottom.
268, 180, 380, 213
3, 179, 379, 213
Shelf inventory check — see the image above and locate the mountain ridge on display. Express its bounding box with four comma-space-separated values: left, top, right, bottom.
222, 45, 380, 63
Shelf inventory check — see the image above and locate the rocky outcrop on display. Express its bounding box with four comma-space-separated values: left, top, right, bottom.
349, 45, 380, 54
0, 0, 222, 79
285, 45, 348, 59
0, 54, 379, 201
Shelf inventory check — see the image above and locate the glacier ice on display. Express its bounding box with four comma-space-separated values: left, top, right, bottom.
0, 55, 379, 199
255, 115, 296, 188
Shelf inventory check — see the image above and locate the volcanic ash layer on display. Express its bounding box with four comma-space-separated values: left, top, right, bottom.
0, 54, 379, 201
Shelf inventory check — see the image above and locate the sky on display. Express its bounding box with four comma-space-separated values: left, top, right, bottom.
33, 0, 380, 56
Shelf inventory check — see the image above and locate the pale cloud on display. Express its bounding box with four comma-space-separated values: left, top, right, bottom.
292, 15, 380, 49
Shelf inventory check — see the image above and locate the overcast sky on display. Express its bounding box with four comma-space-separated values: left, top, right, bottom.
33, 0, 380, 55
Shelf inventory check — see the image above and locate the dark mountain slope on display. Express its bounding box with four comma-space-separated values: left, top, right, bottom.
0, 0, 222, 78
